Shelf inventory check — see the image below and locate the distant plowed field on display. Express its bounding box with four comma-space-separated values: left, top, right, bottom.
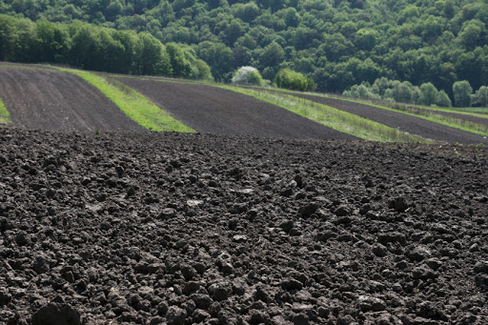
295, 94, 488, 145
0, 66, 144, 132
115, 77, 355, 140
1, 63, 487, 144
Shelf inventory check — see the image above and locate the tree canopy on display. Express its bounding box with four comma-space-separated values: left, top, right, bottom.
1, 0, 488, 100
0, 14, 213, 80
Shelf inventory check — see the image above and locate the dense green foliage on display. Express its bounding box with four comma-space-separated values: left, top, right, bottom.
473, 86, 488, 107
1, 0, 488, 96
343, 77, 450, 106
0, 14, 212, 79
275, 68, 316, 91
452, 80, 472, 107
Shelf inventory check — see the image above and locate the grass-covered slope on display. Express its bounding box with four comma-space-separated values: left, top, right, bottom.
221, 86, 428, 143
331, 96, 488, 138
0, 96, 10, 125
58, 68, 195, 133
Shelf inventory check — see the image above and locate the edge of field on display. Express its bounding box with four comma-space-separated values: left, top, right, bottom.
56, 67, 195, 133
220, 85, 431, 143
113, 75, 431, 143
291, 91, 488, 138
3, 62, 486, 142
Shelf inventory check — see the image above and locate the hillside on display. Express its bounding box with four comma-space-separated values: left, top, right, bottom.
0, 65, 146, 132
2, 63, 488, 144
1, 0, 487, 99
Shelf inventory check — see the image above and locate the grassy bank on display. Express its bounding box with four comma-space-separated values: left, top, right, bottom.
0, 97, 11, 125
334, 97, 488, 138
415, 105, 488, 116
58, 68, 195, 133
223, 86, 429, 143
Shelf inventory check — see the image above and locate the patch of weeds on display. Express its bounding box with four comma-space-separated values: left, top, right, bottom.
0, 96, 11, 125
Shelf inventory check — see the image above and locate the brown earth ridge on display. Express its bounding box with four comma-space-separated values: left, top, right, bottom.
0, 67, 145, 132
2, 62, 487, 144
113, 78, 355, 140
0, 128, 487, 324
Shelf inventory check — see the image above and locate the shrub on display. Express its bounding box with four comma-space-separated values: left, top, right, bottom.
453, 80, 473, 107
274, 68, 316, 91
343, 83, 380, 100
472, 86, 488, 107
437, 90, 452, 107
419, 82, 439, 106
231, 66, 264, 86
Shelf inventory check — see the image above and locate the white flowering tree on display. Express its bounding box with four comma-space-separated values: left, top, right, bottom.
231, 66, 264, 86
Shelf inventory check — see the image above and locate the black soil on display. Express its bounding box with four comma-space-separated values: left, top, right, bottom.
115, 78, 356, 140
0, 67, 145, 132
295, 94, 488, 145
1, 128, 487, 325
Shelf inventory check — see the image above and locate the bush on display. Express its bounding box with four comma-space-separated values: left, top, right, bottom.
419, 82, 439, 106
274, 68, 316, 91
343, 83, 380, 100
472, 86, 488, 107
437, 90, 452, 107
453, 80, 473, 107
231, 66, 264, 86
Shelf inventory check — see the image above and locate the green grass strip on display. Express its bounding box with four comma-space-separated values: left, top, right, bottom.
414, 105, 488, 116
221, 86, 430, 143
58, 68, 194, 133
265, 87, 488, 117
332, 96, 488, 137
409, 104, 488, 115
351, 97, 488, 118
0, 96, 11, 125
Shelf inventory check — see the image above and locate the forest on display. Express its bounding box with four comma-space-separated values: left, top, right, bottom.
0, 14, 213, 80
1, 0, 488, 104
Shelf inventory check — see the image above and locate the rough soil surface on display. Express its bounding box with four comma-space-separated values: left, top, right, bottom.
1, 127, 487, 325
115, 78, 355, 140
0, 66, 145, 132
294, 94, 488, 145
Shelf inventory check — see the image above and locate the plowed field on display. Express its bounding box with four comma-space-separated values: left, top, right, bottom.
0, 67, 145, 132
114, 78, 355, 140
1, 64, 488, 324
0, 128, 487, 324
294, 94, 488, 145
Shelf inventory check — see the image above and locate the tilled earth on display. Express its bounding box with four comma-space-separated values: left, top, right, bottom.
0, 128, 487, 325
114, 78, 354, 140
0, 66, 145, 132
292, 94, 488, 146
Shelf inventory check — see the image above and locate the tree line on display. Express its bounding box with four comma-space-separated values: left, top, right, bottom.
0, 14, 213, 80
343, 77, 488, 107
1, 0, 488, 100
